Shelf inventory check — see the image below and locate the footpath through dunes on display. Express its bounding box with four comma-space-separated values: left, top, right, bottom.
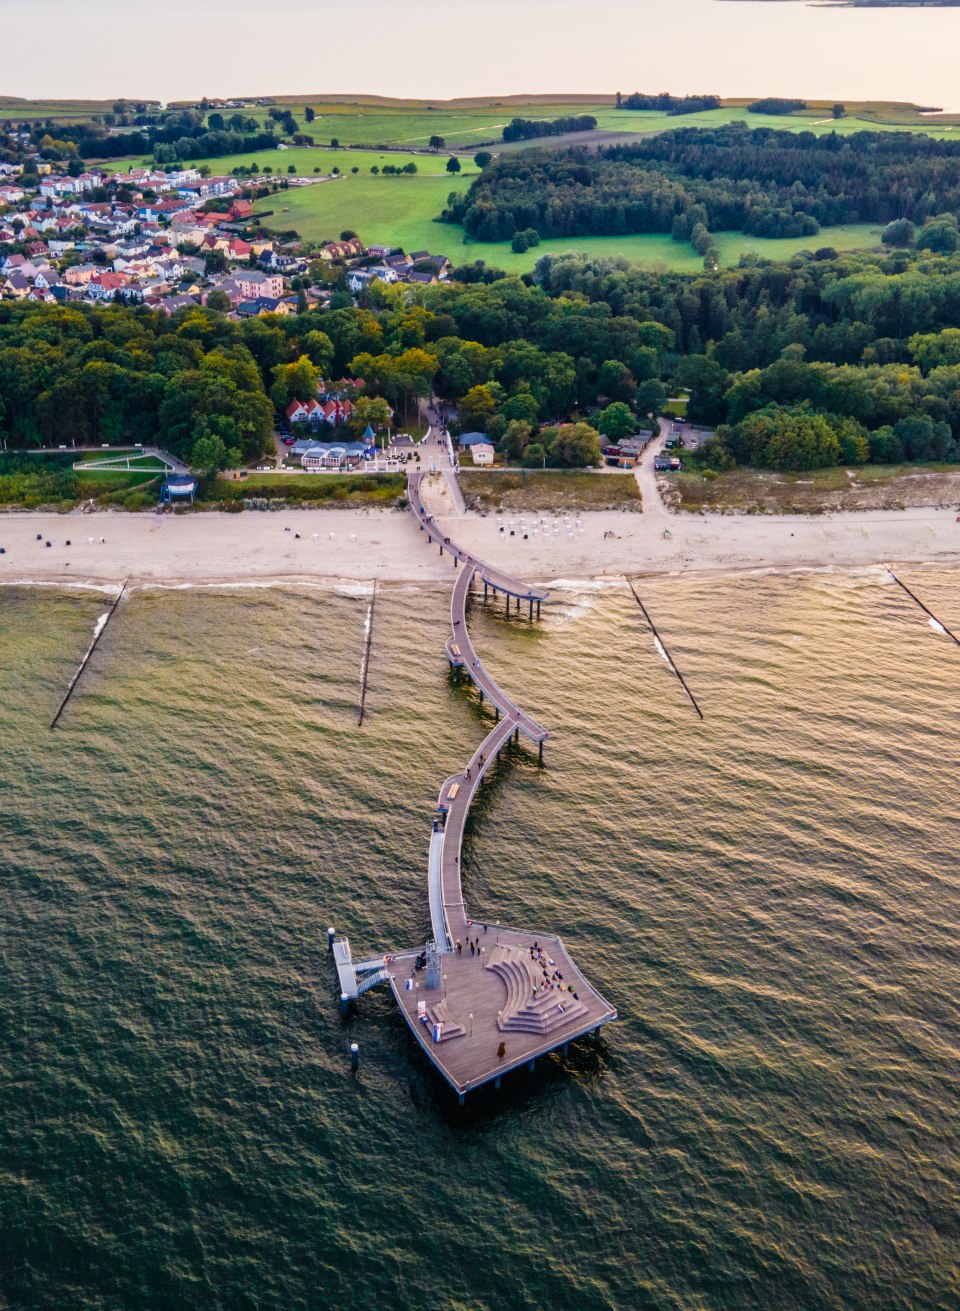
381, 465, 617, 1101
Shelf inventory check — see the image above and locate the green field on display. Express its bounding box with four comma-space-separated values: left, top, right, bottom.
166, 95, 960, 145
0, 97, 157, 122
250, 171, 473, 255
458, 224, 885, 275
96, 96, 931, 270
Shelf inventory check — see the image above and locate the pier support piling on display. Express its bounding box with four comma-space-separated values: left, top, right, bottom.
328, 927, 336, 952
494, 1076, 501, 1090
350, 1042, 359, 1072
538, 741, 543, 764
528, 1059, 536, 1073
340, 993, 350, 1017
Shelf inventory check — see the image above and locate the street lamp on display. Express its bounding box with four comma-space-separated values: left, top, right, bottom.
469, 1012, 474, 1038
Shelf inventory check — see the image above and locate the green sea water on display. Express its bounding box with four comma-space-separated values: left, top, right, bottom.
1, 569, 958, 1311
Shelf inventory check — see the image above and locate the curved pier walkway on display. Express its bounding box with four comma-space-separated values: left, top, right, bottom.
383, 467, 617, 1100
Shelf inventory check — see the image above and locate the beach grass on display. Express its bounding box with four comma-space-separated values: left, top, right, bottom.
664, 455, 960, 514
208, 472, 405, 505
459, 469, 642, 513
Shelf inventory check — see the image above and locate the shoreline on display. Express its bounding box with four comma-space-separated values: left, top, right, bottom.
1, 502, 959, 590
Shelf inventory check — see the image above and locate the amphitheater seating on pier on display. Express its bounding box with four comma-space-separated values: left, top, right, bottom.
424, 999, 466, 1042
485, 945, 588, 1036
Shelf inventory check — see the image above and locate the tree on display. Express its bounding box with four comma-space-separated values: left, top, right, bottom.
832, 104, 845, 119
597, 402, 636, 440
511, 231, 529, 254
541, 421, 602, 468
370, 165, 379, 175
206, 289, 231, 313
204, 250, 227, 275
270, 355, 321, 410
191, 431, 241, 476
474, 151, 492, 169
429, 135, 446, 151
597, 359, 637, 403
446, 156, 461, 175
287, 163, 296, 174
304, 106, 315, 123
881, 219, 915, 248
674, 355, 730, 425
347, 395, 392, 438
916, 213, 960, 254
499, 391, 540, 426
330, 138, 340, 149
501, 420, 533, 461
458, 383, 499, 431
636, 378, 668, 414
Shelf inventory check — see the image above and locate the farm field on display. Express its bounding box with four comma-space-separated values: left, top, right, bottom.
0, 97, 154, 122
105, 146, 481, 176
250, 171, 472, 256
259, 169, 881, 271
163, 95, 960, 144
468, 223, 884, 274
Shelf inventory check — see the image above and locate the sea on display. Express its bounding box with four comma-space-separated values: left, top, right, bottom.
1, 567, 958, 1311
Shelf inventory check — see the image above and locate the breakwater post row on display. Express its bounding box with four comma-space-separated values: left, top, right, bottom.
357, 580, 377, 727
886, 568, 960, 646
625, 576, 704, 720
50, 581, 127, 730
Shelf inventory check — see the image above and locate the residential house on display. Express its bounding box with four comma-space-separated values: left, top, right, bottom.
347, 265, 398, 294
1, 273, 30, 298
63, 262, 99, 285
159, 292, 199, 314
87, 271, 128, 299
237, 296, 292, 316
285, 398, 325, 426
232, 269, 284, 300
471, 442, 495, 466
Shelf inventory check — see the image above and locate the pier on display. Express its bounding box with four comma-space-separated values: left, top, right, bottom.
372, 467, 617, 1100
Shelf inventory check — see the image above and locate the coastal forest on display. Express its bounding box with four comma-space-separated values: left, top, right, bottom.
443, 127, 960, 247
7, 232, 960, 481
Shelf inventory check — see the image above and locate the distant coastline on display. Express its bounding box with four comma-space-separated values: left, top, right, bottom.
721, 1, 960, 6
722, 1, 960, 6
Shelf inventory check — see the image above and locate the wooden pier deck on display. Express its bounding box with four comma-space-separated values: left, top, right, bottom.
383, 468, 617, 1099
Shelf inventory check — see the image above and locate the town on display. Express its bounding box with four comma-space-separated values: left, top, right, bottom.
0, 159, 453, 316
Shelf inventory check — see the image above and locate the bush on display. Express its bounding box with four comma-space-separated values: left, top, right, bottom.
882, 218, 916, 248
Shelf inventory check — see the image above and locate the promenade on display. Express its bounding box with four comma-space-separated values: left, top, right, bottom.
384, 466, 617, 1100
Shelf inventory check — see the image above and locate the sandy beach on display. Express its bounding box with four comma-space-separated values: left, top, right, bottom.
2, 486, 959, 590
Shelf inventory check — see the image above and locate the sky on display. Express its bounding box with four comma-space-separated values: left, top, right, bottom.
2, 0, 960, 109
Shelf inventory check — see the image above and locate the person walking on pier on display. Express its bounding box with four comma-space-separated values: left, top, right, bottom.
497, 1041, 506, 1060
456, 940, 462, 955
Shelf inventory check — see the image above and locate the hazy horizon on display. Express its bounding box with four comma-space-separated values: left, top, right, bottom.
3, 0, 960, 110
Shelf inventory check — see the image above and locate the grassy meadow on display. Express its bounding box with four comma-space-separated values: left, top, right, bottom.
96, 94, 950, 271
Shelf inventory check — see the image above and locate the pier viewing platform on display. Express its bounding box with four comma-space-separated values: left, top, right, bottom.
379, 464, 617, 1100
